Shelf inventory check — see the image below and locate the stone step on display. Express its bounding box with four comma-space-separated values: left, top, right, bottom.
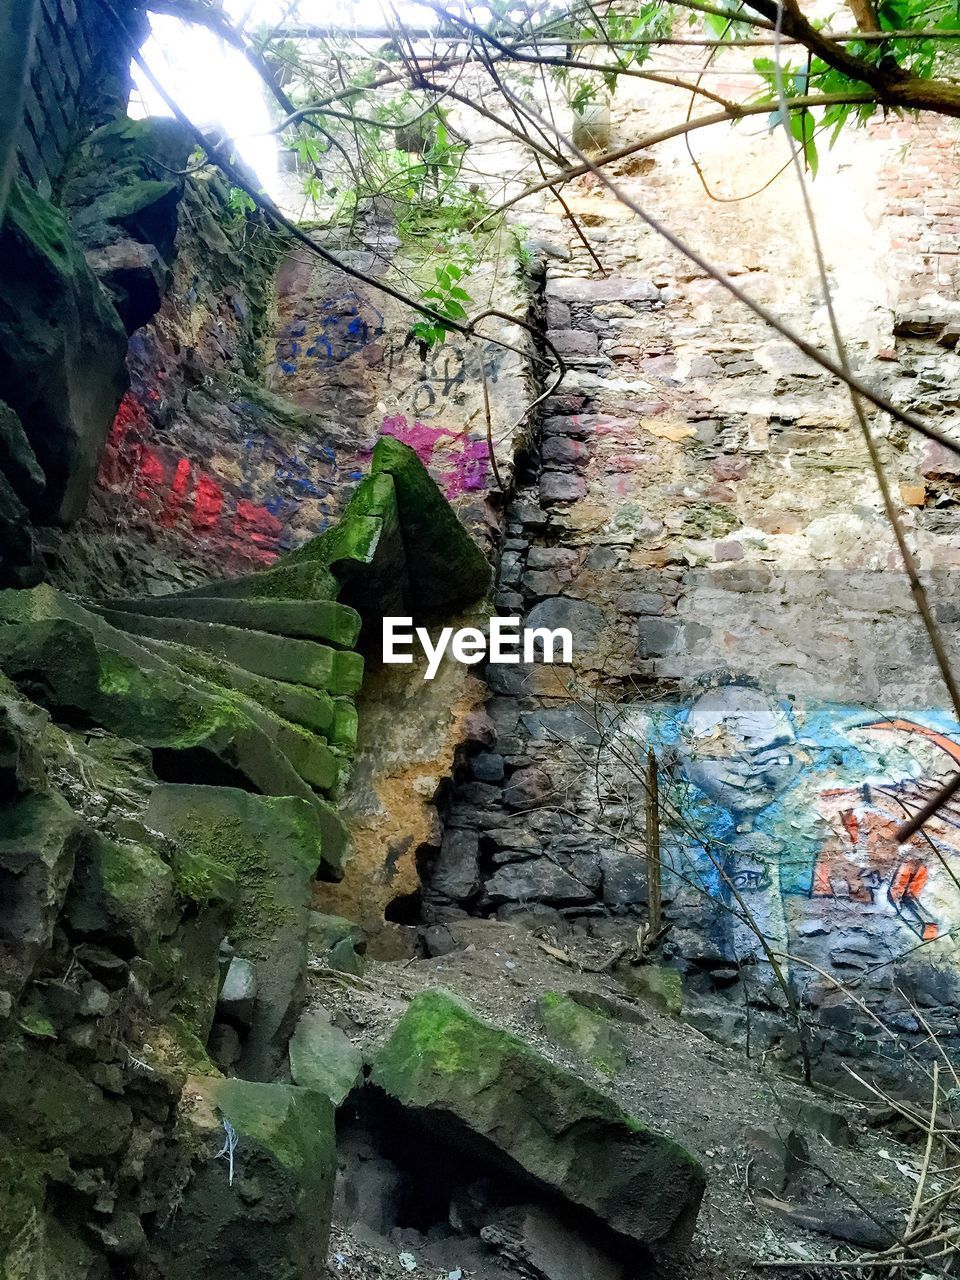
97, 595, 361, 649
136, 635, 339, 739
0, 587, 350, 879
281, 472, 410, 618
172, 559, 339, 602
94, 608, 364, 695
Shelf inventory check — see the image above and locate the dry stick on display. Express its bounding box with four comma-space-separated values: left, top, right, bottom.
645, 748, 663, 938
907, 1063, 940, 1240
754, 1258, 951, 1271
469, 308, 567, 437
477, 342, 504, 491
843, 1066, 960, 1154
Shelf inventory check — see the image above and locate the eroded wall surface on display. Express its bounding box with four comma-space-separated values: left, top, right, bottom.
419, 85, 960, 1062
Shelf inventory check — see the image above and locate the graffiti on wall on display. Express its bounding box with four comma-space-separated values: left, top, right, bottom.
99, 392, 366, 567
99, 394, 287, 566
376, 414, 489, 499
275, 288, 507, 424
628, 681, 960, 967
275, 292, 385, 373
393, 344, 506, 420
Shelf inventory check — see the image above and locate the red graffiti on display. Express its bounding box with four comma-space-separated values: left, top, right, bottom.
234, 498, 284, 546
98, 391, 280, 567
192, 474, 225, 531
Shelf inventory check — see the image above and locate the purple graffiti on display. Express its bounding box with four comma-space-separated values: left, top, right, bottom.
378, 414, 489, 498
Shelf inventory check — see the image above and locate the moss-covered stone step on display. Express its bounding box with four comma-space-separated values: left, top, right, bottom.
370, 989, 705, 1255
280, 439, 491, 617
281, 472, 410, 616
370, 436, 491, 614
331, 698, 358, 751
173, 558, 339, 603
283, 472, 396, 573
156, 1075, 336, 1280
134, 635, 338, 739
145, 785, 319, 1081
97, 596, 362, 649
94, 608, 364, 695
0, 589, 350, 878
114, 635, 341, 793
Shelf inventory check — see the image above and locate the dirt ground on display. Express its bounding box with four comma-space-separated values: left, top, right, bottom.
307, 916, 946, 1280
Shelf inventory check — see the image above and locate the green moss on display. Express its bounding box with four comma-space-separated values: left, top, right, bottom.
536, 991, 626, 1076
16, 1011, 56, 1040
172, 848, 237, 909
208, 1078, 335, 1173
165, 1015, 220, 1077
332, 699, 358, 750
682, 503, 739, 538
99, 837, 171, 904
618, 964, 683, 1018
87, 178, 178, 222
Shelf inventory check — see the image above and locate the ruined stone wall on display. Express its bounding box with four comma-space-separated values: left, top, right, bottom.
17, 0, 144, 198
81, 235, 532, 588
420, 86, 960, 1071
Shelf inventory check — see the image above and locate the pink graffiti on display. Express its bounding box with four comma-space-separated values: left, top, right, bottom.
378, 414, 489, 499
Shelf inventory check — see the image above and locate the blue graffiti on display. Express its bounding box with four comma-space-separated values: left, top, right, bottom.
277, 292, 385, 373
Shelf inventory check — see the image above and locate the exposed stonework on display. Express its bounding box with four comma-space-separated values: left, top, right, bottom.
16, 0, 145, 200
0, 435, 491, 1277
413, 86, 960, 1082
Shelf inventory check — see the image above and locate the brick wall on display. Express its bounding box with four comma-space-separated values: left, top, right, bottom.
873, 119, 960, 307
17, 0, 145, 197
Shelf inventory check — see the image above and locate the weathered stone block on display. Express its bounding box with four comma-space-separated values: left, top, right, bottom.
158, 1076, 336, 1280
600, 850, 647, 911
503, 765, 551, 811
636, 617, 682, 657
432, 828, 481, 902
100, 596, 362, 650
95, 608, 364, 695
542, 436, 589, 467
485, 857, 595, 906
288, 1007, 361, 1104
146, 784, 320, 1080
370, 990, 704, 1253
546, 277, 660, 303
548, 328, 599, 357
540, 471, 587, 505
0, 790, 83, 996
0, 181, 127, 522
0, 402, 45, 508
